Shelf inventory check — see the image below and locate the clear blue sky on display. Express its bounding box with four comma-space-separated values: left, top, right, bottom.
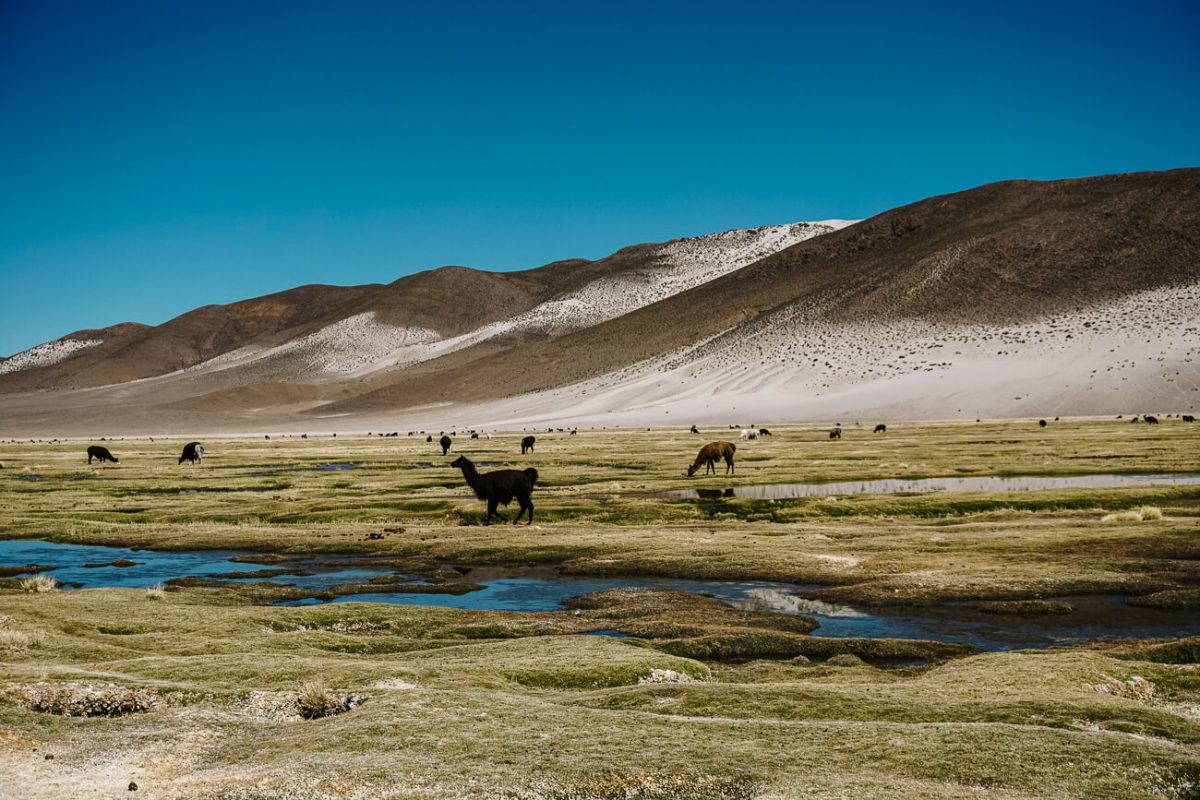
2, 0, 1198, 355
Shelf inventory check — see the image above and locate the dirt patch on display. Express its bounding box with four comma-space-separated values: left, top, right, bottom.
7, 682, 160, 717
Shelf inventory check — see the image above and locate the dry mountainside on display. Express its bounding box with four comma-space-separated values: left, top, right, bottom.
0, 169, 1197, 435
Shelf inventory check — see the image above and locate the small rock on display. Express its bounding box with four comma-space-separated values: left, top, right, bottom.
128, 781, 138, 791
44, 753, 53, 760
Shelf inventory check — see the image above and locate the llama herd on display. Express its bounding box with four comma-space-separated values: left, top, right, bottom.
65, 415, 1193, 526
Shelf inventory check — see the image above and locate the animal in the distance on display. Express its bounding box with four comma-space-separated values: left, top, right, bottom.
758, 428, 772, 437
86, 445, 119, 464
470, 432, 479, 440
521, 435, 536, 455
873, 424, 887, 433
738, 429, 757, 441
440, 435, 452, 456
179, 442, 204, 465
1038, 419, 1047, 428
1183, 415, 1196, 423
690, 425, 700, 434
1144, 415, 1160, 425
829, 427, 842, 440
426, 435, 433, 442
687, 441, 736, 477
450, 455, 538, 525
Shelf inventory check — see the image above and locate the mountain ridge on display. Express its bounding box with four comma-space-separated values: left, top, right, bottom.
1, 169, 1196, 434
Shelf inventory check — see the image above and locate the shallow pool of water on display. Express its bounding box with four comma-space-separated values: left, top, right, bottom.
5, 539, 1199, 651
659, 472, 1200, 500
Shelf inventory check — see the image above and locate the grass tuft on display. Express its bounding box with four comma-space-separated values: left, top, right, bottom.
1101, 505, 1164, 523
295, 681, 364, 719
18, 574, 58, 593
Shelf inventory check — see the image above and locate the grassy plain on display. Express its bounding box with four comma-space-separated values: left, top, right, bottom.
1, 418, 1199, 798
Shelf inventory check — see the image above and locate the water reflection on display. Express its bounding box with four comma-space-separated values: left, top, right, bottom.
662, 473, 1200, 500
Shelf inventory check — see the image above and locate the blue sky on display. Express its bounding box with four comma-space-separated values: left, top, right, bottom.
1, 0, 1198, 355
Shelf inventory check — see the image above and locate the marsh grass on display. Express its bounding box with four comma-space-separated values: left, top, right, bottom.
510, 772, 760, 800
1103, 505, 1165, 523
2, 421, 1200, 797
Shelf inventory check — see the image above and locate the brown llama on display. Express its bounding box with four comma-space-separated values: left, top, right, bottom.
687, 441, 736, 477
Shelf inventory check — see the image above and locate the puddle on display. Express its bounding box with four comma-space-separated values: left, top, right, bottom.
5, 540, 1199, 651
658, 473, 1200, 500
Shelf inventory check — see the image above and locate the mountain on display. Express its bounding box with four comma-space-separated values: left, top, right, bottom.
0, 170, 1197, 435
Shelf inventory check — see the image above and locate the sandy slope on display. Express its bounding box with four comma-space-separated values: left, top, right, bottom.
0, 280, 1194, 437
381, 281, 1200, 430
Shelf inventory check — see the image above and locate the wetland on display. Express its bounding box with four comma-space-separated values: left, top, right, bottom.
2, 418, 1199, 798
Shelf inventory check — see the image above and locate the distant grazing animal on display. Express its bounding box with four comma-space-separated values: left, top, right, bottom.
521, 435, 536, 455
1144, 415, 1160, 425
690, 425, 700, 434
829, 427, 842, 440
1183, 415, 1196, 423
1130, 416, 1139, 423
738, 429, 757, 441
570, 429, 577, 436
873, 424, 887, 433
426, 435, 433, 443
1038, 419, 1047, 428
87, 445, 118, 464
179, 442, 204, 465
301, 433, 307, 439
687, 441, 736, 477
470, 432, 479, 440
439, 435, 452, 456
450, 455, 538, 525
758, 428, 772, 437
485, 433, 493, 440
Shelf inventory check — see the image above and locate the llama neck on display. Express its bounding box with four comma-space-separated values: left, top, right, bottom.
457, 462, 480, 487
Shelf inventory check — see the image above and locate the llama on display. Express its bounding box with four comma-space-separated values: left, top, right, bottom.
521, 435, 536, 455
470, 432, 479, 440
758, 428, 772, 437
440, 435, 452, 456
179, 442, 204, 465
738, 429, 757, 441
829, 427, 842, 440
690, 425, 700, 434
86, 445, 119, 464
1145, 415, 1160, 424
1183, 415, 1196, 423
687, 441, 736, 477
450, 456, 538, 525
873, 424, 887, 433
1038, 419, 1047, 428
